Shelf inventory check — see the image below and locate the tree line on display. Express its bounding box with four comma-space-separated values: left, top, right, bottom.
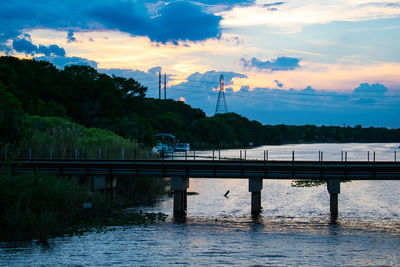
1, 55, 399, 149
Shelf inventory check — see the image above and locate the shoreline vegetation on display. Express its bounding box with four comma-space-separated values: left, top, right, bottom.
1, 56, 400, 241
0, 173, 168, 242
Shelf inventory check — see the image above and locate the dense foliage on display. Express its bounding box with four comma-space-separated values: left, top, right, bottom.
0, 81, 29, 144
0, 173, 168, 241
1, 56, 399, 149
26, 116, 148, 159
0, 173, 113, 241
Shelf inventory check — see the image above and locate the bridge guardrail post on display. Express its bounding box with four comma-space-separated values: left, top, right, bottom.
121, 149, 124, 160
373, 151, 376, 162
395, 151, 397, 162
218, 149, 220, 160
29, 148, 32, 160
368, 151, 370, 162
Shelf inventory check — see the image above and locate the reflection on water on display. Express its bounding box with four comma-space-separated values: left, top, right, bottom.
1, 143, 399, 266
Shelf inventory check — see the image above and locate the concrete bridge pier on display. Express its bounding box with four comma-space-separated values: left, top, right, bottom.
171, 177, 189, 218
327, 180, 340, 217
249, 178, 263, 215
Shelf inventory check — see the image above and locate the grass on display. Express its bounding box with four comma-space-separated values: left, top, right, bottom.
0, 173, 167, 241
3, 115, 157, 160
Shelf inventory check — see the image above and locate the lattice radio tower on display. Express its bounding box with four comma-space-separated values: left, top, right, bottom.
215, 75, 228, 114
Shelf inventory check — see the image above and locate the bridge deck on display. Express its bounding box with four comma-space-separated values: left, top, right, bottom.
2, 159, 400, 180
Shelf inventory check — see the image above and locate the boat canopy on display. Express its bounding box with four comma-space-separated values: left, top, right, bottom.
155, 133, 176, 139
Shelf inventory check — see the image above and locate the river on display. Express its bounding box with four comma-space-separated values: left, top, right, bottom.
1, 143, 399, 266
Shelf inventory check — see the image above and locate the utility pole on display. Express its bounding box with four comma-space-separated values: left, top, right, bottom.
159, 71, 161, 100
164, 73, 167, 99
215, 75, 228, 114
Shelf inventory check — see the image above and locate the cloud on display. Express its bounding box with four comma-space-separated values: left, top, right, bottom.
220, 0, 400, 31
0, 0, 225, 49
88, 2, 153, 38
194, 0, 255, 5
274, 80, 283, 88
240, 56, 301, 71
262, 1, 285, 11
12, 36, 38, 55
262, 2, 286, 7
192, 0, 256, 11
186, 70, 246, 85
358, 2, 400, 8
34, 56, 98, 69
67, 30, 76, 43
152, 2, 222, 43
148, 66, 162, 74
351, 83, 388, 105
38, 45, 66, 57
12, 35, 66, 57
352, 83, 387, 97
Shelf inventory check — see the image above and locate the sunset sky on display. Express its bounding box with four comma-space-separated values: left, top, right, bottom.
1, 0, 400, 127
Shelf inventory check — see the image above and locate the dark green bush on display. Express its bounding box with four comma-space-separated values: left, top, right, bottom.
0, 173, 112, 241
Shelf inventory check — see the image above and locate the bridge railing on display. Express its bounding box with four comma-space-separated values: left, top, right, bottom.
171, 149, 399, 162
1, 146, 399, 162
0, 146, 158, 161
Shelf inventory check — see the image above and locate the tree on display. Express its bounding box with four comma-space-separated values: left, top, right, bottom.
0, 82, 29, 144
113, 76, 147, 98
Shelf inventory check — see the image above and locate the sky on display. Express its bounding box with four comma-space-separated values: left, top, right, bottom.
1, 0, 400, 127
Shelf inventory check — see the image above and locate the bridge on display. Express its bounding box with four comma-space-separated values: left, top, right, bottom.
2, 157, 400, 218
